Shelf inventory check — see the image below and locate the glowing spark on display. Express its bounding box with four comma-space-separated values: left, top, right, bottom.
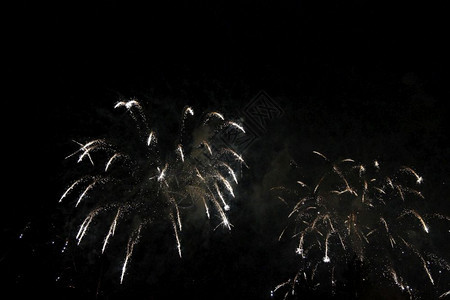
331, 266, 336, 287
439, 291, 450, 298
337, 232, 346, 250
396, 185, 405, 201
147, 131, 156, 146
407, 210, 429, 233
59, 178, 84, 203
220, 162, 238, 184
380, 217, 389, 233
333, 166, 356, 196
341, 158, 355, 163
170, 214, 182, 258
278, 196, 288, 205
325, 215, 335, 232
390, 268, 406, 291
184, 106, 194, 116
157, 163, 168, 182
105, 153, 121, 172
67, 139, 105, 166
217, 174, 235, 198
312, 150, 328, 161
278, 227, 287, 241
214, 182, 229, 211
76, 209, 100, 245
223, 148, 248, 168
407, 188, 425, 199
314, 175, 325, 194
313, 151, 329, 161
64, 140, 90, 159
227, 121, 245, 133
203, 111, 225, 125
202, 141, 213, 155
76, 181, 96, 207
401, 238, 435, 285
61, 240, 69, 253
358, 165, 365, 177
401, 166, 423, 184
331, 188, 354, 195
78, 150, 93, 164
171, 198, 182, 231
120, 225, 142, 284
423, 261, 434, 285
323, 232, 331, 263
177, 144, 184, 162
195, 167, 205, 181
296, 233, 305, 257
114, 99, 147, 126
102, 209, 121, 253
374, 160, 380, 169
114, 100, 141, 110
208, 111, 224, 120
273, 280, 291, 293
387, 177, 394, 189
311, 263, 319, 280
209, 192, 231, 230
288, 197, 308, 218
221, 214, 231, 230
201, 197, 210, 219
296, 181, 308, 188
374, 187, 385, 194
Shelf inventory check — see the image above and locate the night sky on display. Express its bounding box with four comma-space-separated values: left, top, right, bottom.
5, 1, 450, 299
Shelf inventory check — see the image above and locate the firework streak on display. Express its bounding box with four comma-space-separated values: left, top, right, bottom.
271, 151, 449, 298
59, 100, 247, 283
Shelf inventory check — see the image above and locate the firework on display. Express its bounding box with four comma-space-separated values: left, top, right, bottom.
271, 151, 449, 298
59, 99, 246, 283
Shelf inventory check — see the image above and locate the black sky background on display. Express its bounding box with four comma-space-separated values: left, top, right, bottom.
4, 0, 450, 299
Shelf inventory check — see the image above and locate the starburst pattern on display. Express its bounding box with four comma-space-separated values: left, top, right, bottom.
59, 99, 247, 283
271, 151, 449, 298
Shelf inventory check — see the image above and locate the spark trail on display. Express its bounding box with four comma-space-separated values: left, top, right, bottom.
59, 99, 246, 283
271, 152, 449, 298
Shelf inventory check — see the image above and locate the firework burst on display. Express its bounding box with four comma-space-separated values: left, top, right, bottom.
59, 99, 247, 283
271, 151, 449, 298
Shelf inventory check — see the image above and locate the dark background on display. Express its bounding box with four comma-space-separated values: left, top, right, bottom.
4, 0, 450, 299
